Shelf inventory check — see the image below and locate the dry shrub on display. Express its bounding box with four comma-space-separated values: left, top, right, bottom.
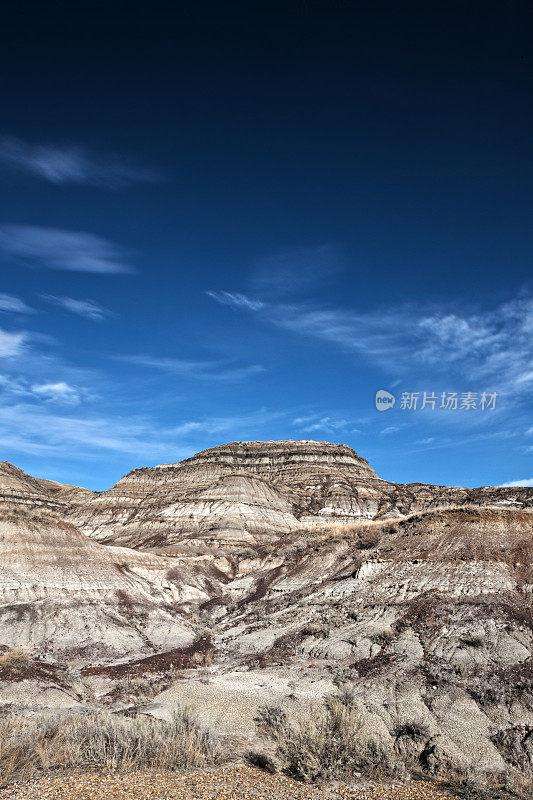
447, 767, 533, 800
394, 720, 431, 741
253, 696, 399, 784
0, 648, 30, 670
460, 633, 485, 648
0, 649, 32, 679
0, 709, 227, 786
356, 527, 383, 550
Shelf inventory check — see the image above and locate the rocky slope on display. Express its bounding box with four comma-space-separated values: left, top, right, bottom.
0, 468, 193, 663
0, 442, 531, 781
78, 503, 532, 779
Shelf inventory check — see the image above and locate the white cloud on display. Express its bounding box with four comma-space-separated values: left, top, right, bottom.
0, 136, 159, 188
0, 403, 284, 461
115, 354, 264, 382
380, 426, 400, 435
0, 293, 33, 314
0, 224, 135, 274
499, 478, 533, 487
515, 370, 533, 386
41, 295, 114, 321
208, 291, 533, 396
0, 328, 28, 357
30, 381, 81, 405
207, 291, 265, 311
293, 414, 350, 433
0, 369, 94, 405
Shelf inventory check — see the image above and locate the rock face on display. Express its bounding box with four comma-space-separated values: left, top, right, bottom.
67, 440, 532, 551
0, 485, 193, 664
0, 441, 532, 780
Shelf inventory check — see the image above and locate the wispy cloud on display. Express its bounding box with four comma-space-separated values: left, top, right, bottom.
0, 136, 160, 188
41, 294, 114, 321
499, 478, 533, 487
30, 381, 82, 405
0, 293, 34, 314
293, 413, 351, 434
115, 354, 265, 382
0, 403, 284, 462
0, 404, 161, 458
0, 327, 28, 357
380, 426, 400, 435
206, 291, 265, 311
0, 371, 90, 406
0, 225, 135, 274
208, 291, 533, 396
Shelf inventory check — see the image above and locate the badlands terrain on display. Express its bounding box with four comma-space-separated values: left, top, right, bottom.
0, 440, 532, 794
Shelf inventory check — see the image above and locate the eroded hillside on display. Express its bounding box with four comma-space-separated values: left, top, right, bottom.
0, 442, 531, 781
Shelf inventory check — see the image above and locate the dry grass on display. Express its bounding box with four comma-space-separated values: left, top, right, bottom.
0, 649, 31, 672
0, 709, 227, 786
447, 768, 533, 800
279, 518, 391, 563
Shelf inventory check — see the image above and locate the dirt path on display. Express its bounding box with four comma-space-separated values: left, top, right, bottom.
1, 765, 457, 800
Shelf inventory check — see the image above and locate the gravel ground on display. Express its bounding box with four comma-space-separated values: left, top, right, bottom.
0, 765, 457, 800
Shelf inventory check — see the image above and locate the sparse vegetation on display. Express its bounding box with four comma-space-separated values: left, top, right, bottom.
446, 767, 533, 800
461, 632, 485, 648
237, 547, 257, 560
0, 648, 31, 674
166, 566, 181, 582
251, 694, 533, 797
394, 720, 431, 741
0, 709, 227, 786
253, 695, 400, 784
0, 648, 65, 684
355, 527, 383, 549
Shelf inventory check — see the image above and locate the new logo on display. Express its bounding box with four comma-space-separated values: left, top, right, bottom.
375, 390, 396, 411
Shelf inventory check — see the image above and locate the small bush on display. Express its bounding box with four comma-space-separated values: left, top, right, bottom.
460, 633, 485, 648
0, 649, 32, 679
255, 696, 399, 784
356, 528, 382, 550
438, 766, 533, 800
394, 720, 431, 741
237, 547, 257, 560
166, 567, 181, 583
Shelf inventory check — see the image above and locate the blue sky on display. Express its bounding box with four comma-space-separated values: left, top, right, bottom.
0, 2, 531, 490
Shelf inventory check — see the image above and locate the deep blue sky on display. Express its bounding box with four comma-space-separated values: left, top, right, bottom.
0, 1, 531, 490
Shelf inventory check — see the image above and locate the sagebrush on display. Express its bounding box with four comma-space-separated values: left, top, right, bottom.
0, 709, 227, 786
253, 696, 400, 783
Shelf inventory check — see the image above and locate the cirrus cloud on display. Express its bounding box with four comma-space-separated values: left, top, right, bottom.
41, 295, 114, 321
0, 328, 28, 357
208, 290, 533, 396
0, 136, 160, 188
0, 224, 135, 274
0, 293, 34, 314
